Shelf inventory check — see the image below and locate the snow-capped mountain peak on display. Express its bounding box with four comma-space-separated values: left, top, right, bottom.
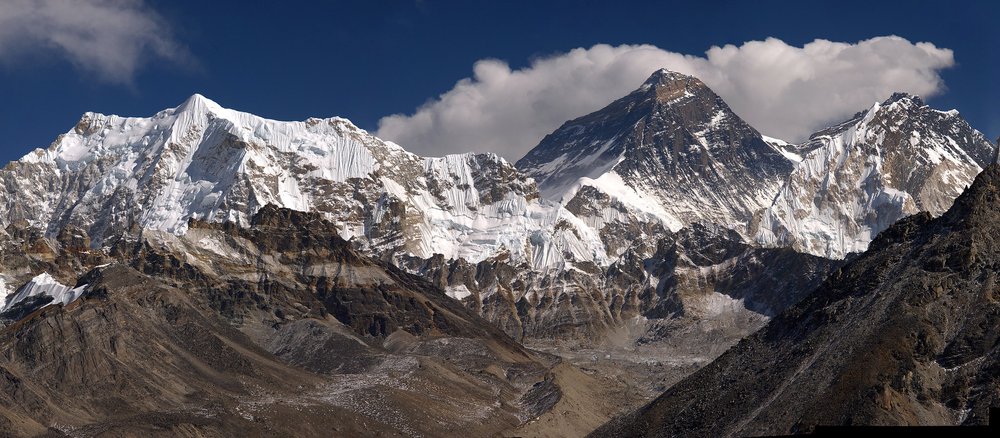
640, 68, 708, 94
517, 69, 793, 237
0, 95, 604, 272
753, 91, 996, 258
175, 93, 224, 114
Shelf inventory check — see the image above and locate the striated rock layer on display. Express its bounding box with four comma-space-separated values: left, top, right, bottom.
0, 206, 613, 436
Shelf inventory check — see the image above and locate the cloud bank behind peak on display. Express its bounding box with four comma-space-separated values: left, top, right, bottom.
377, 36, 954, 161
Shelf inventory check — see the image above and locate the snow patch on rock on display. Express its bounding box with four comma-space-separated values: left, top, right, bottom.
1, 273, 88, 312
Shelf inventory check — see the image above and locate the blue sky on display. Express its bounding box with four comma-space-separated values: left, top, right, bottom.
0, 0, 996, 164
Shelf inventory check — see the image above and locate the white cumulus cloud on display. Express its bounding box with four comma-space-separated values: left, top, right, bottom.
377, 36, 954, 160
0, 0, 189, 83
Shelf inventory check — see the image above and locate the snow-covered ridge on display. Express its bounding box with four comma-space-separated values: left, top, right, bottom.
753, 93, 996, 258
0, 94, 605, 271
1, 273, 87, 313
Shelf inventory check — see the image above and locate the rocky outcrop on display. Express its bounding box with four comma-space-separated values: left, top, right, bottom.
402, 223, 842, 342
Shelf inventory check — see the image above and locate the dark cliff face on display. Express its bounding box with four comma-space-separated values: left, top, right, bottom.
593, 165, 1000, 437
637, 224, 843, 320
0, 206, 563, 436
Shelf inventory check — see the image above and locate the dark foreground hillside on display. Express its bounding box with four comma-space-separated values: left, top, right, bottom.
0, 207, 612, 436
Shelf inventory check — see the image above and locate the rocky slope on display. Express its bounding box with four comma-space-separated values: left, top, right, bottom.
593, 164, 1000, 437
0, 206, 626, 436
754, 93, 996, 258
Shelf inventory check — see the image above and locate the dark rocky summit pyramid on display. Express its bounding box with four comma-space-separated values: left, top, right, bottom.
517, 69, 793, 233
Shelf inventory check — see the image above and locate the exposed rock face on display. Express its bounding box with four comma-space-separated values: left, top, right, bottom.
593, 164, 1000, 437
402, 224, 842, 342
517, 69, 793, 234
636, 224, 843, 320
754, 93, 996, 258
0, 207, 585, 436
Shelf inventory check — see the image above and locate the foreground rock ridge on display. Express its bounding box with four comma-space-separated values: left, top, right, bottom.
0, 69, 995, 435
592, 164, 1000, 436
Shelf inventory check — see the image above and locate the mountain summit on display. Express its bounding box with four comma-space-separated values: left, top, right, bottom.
0, 95, 588, 269
516, 69, 793, 233
754, 92, 996, 257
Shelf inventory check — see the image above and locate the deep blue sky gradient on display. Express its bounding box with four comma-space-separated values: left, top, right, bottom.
0, 0, 996, 165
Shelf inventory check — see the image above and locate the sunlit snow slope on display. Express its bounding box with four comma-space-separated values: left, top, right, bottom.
0, 95, 603, 269
753, 93, 996, 258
